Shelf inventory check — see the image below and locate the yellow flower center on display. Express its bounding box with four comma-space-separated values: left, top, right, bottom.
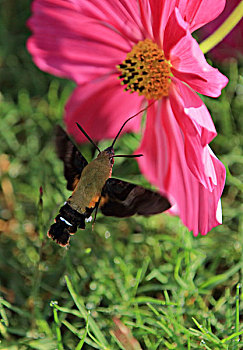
117, 39, 171, 100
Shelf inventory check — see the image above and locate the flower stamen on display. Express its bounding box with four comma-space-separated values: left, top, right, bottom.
117, 39, 171, 100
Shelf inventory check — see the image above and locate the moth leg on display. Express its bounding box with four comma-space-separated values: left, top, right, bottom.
92, 197, 101, 230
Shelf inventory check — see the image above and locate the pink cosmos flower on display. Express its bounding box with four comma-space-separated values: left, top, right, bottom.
27, 0, 228, 236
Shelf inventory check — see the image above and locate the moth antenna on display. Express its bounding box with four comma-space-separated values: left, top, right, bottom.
110, 101, 154, 148
111, 154, 143, 158
76, 123, 101, 153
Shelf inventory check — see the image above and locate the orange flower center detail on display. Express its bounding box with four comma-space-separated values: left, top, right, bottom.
117, 39, 171, 100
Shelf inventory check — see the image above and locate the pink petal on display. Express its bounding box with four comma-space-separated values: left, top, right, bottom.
76, 0, 147, 40
163, 7, 187, 56
27, 0, 144, 84
136, 100, 225, 235
65, 74, 144, 143
137, 0, 153, 39
148, 0, 164, 38
177, 0, 226, 32
147, 0, 177, 47
170, 78, 217, 190
164, 9, 228, 97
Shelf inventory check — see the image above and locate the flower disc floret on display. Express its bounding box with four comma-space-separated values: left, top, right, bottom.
117, 39, 171, 100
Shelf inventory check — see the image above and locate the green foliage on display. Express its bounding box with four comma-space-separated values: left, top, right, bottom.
0, 1, 242, 349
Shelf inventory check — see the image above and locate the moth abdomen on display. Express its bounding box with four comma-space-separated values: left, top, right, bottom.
48, 202, 94, 246
48, 219, 77, 247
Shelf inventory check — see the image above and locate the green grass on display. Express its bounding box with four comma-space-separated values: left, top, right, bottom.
0, 1, 242, 349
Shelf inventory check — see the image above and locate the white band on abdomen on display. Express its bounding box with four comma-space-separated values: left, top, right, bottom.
60, 217, 72, 226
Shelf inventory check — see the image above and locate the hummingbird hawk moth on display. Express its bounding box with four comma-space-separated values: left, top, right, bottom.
48, 108, 171, 246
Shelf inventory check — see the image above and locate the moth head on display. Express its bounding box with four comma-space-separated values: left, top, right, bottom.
104, 146, 115, 165
97, 146, 115, 165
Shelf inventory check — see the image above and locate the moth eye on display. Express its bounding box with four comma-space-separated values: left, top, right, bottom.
110, 157, 114, 165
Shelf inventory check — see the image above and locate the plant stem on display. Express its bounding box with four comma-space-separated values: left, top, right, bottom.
200, 0, 243, 54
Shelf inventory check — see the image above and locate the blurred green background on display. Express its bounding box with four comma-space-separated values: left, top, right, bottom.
0, 1, 242, 349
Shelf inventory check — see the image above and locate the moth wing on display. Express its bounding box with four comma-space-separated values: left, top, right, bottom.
55, 125, 88, 190
100, 178, 171, 217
